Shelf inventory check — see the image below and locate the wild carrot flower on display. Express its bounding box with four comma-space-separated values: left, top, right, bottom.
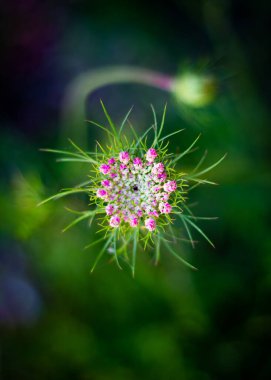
39, 102, 225, 275
95, 147, 177, 230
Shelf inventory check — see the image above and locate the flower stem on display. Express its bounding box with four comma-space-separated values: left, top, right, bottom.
61, 66, 174, 144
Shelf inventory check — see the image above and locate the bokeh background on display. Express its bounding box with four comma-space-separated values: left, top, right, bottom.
1, 0, 271, 379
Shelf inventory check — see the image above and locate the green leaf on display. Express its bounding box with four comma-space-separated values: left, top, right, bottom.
56, 158, 95, 163
40, 148, 97, 163
180, 215, 195, 248
172, 134, 201, 164
189, 154, 227, 179
131, 229, 138, 277
90, 234, 114, 273
119, 106, 134, 135
86, 119, 116, 139
182, 215, 215, 248
156, 103, 167, 143
128, 119, 140, 141
158, 128, 184, 144
37, 188, 87, 206
100, 100, 118, 137
84, 236, 106, 249
134, 125, 154, 148
154, 233, 161, 265
113, 230, 122, 270
62, 210, 96, 232
150, 104, 158, 146
162, 238, 198, 270
191, 149, 208, 173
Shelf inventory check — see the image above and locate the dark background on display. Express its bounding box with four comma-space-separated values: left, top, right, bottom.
0, 0, 271, 379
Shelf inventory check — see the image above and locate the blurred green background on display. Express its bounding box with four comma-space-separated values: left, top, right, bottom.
1, 1, 271, 379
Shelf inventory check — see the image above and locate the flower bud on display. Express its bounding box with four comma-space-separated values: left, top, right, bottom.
97, 189, 108, 198
109, 215, 121, 227
101, 179, 112, 188
164, 180, 177, 193
129, 215, 139, 227
119, 151, 130, 164
172, 72, 217, 108
146, 148, 157, 163
105, 204, 115, 215
152, 162, 164, 175
133, 157, 143, 169
99, 164, 111, 175
108, 157, 116, 165
145, 218, 156, 231
159, 202, 172, 214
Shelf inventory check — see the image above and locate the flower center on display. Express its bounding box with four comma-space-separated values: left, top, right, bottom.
97, 149, 177, 230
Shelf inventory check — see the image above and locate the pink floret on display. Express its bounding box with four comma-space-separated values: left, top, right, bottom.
109, 215, 121, 227
152, 162, 164, 175
133, 157, 143, 168
163, 180, 177, 193
145, 218, 156, 231
105, 204, 115, 215
152, 186, 160, 193
119, 151, 130, 164
159, 202, 172, 214
97, 189, 108, 199
149, 210, 159, 218
157, 172, 167, 182
99, 164, 111, 175
119, 164, 127, 171
108, 157, 115, 165
146, 148, 157, 162
162, 192, 170, 201
101, 179, 112, 188
129, 215, 139, 227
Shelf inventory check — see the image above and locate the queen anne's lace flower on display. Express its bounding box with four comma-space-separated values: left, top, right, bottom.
40, 103, 224, 274
96, 148, 177, 231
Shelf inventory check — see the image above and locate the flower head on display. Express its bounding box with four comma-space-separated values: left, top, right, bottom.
96, 147, 177, 232
41, 103, 224, 274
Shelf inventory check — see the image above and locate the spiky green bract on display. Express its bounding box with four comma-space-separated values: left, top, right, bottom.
39, 102, 225, 275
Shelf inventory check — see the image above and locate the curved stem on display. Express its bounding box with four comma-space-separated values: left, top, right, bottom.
61, 66, 174, 143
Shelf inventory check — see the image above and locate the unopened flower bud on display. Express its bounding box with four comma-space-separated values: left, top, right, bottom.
109, 215, 121, 227
172, 72, 217, 108
146, 148, 157, 163
119, 151, 130, 164
145, 218, 156, 231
